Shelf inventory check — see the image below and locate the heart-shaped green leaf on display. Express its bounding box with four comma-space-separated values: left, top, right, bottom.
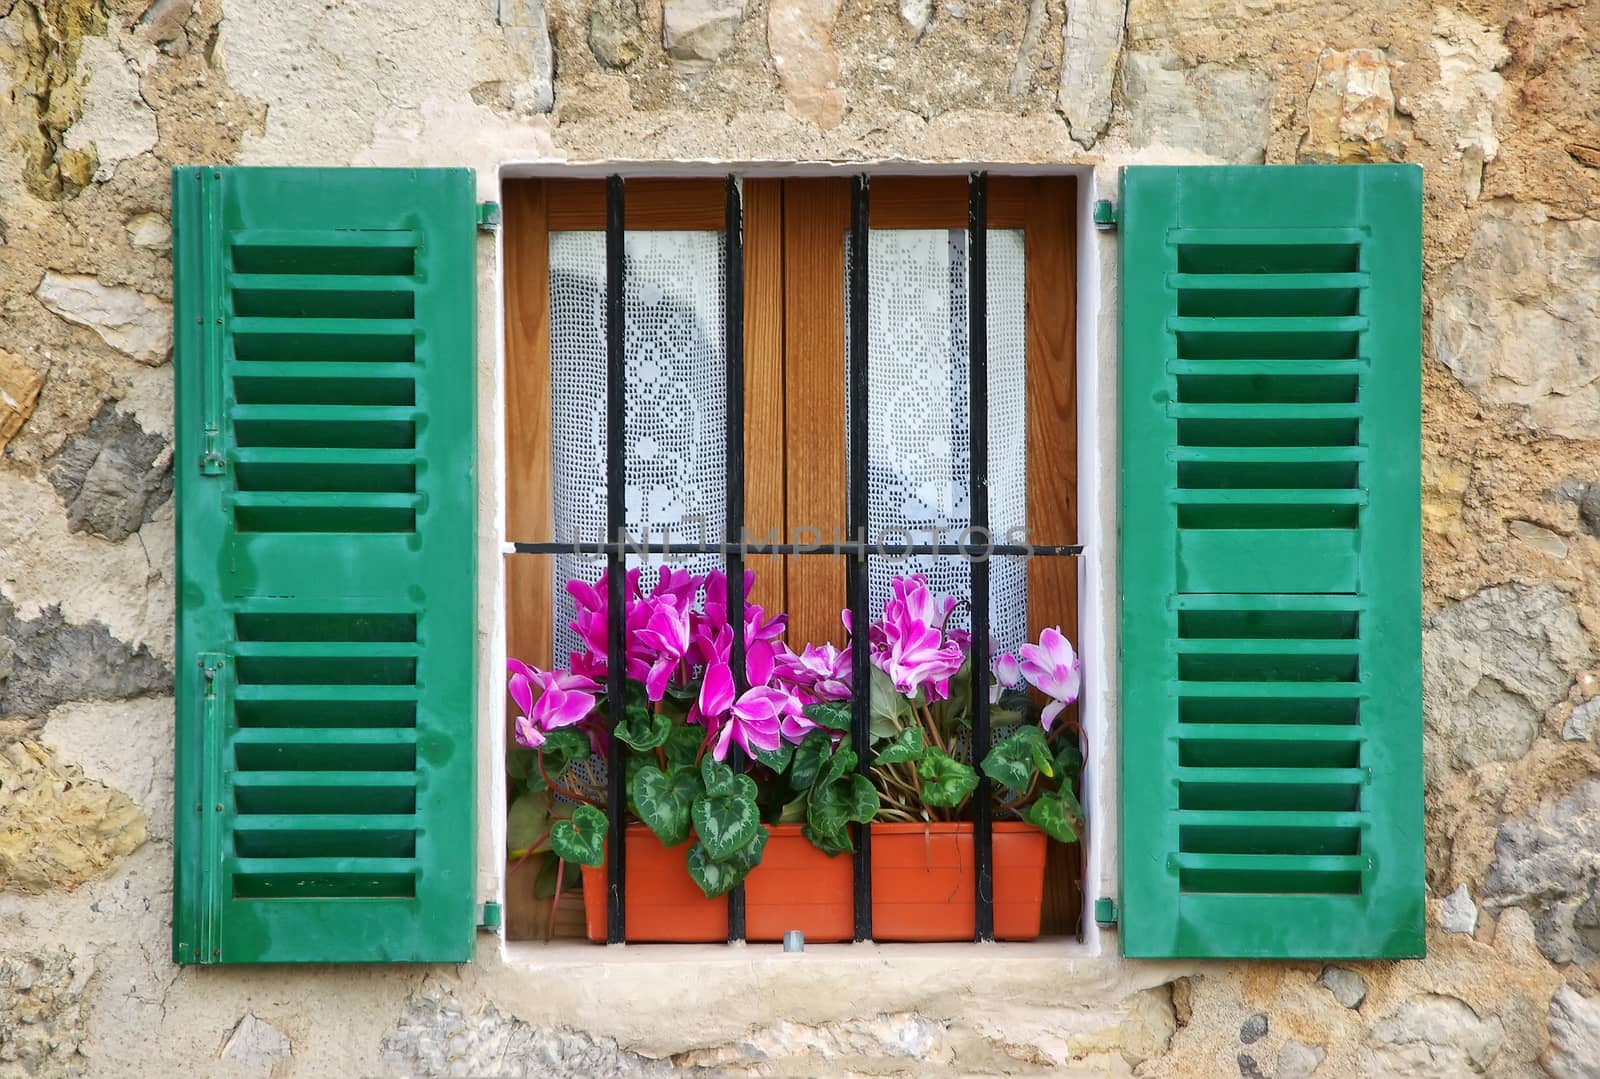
506, 747, 537, 783
1025, 788, 1085, 844
869, 667, 912, 728
918, 748, 979, 808
700, 756, 737, 798
803, 702, 851, 732
506, 789, 551, 858
548, 803, 607, 867
802, 822, 854, 856
1052, 740, 1084, 782
685, 828, 769, 898
874, 727, 926, 766
819, 744, 858, 790
663, 724, 705, 770
751, 739, 793, 773
981, 725, 1053, 792
845, 773, 879, 822
616, 706, 671, 752
692, 792, 760, 860
631, 764, 700, 847
790, 731, 833, 791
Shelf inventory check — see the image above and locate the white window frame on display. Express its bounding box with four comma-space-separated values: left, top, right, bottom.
479, 161, 1117, 960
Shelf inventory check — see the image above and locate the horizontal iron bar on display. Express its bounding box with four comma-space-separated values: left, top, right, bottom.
508, 540, 1083, 557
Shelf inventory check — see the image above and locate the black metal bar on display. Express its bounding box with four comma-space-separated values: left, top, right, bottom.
847, 174, 872, 942
724, 174, 747, 944
967, 172, 994, 943
604, 174, 627, 944
510, 540, 1084, 558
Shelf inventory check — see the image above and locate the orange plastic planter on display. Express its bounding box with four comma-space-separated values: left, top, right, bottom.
581, 823, 853, 943
870, 821, 1047, 941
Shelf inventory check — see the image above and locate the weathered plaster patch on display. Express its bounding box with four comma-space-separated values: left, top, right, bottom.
767, 0, 845, 129
61, 34, 157, 181
0, 469, 173, 661
1117, 52, 1272, 163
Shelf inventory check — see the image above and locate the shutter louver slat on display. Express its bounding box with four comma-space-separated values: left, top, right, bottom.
1121, 165, 1423, 959
174, 167, 476, 964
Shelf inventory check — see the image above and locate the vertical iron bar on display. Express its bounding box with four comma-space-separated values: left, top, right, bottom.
724, 174, 748, 944
604, 174, 628, 944
848, 174, 873, 942
967, 172, 995, 943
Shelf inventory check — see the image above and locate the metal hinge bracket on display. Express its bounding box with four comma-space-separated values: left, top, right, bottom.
477, 201, 502, 232
478, 901, 503, 930
1094, 896, 1119, 929
1093, 200, 1118, 232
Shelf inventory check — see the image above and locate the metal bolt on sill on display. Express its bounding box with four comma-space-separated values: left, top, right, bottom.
783, 931, 805, 953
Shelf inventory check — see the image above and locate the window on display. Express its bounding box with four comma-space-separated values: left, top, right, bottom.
171, 163, 1424, 965
501, 174, 1081, 943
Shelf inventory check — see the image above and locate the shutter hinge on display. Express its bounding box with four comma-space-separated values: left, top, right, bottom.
1093, 200, 1118, 232
478, 901, 503, 930
1094, 896, 1119, 929
477, 201, 502, 232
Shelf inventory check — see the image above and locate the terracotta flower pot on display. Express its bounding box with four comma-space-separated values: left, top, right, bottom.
870, 821, 1047, 941
581, 823, 853, 943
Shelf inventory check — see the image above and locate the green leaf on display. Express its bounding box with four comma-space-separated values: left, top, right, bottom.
874, 727, 926, 766
802, 822, 854, 856
700, 756, 736, 797
1052, 740, 1084, 782
663, 724, 705, 771
1025, 788, 1085, 844
533, 855, 583, 898
803, 702, 851, 732
541, 728, 591, 771
685, 828, 769, 898
548, 803, 607, 867
506, 747, 537, 783
692, 792, 761, 860
870, 667, 912, 730
981, 725, 1053, 793
750, 739, 793, 773
506, 789, 551, 858
631, 764, 699, 847
790, 731, 833, 791
845, 773, 879, 823
818, 744, 858, 791
616, 705, 671, 752
918, 748, 979, 808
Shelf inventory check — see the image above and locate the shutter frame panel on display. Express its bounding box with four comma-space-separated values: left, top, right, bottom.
173, 167, 478, 964
1120, 165, 1423, 959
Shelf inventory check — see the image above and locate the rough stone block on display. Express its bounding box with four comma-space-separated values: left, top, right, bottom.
1118, 51, 1271, 163
47, 403, 173, 542
0, 348, 44, 453
1485, 779, 1600, 966
34, 273, 172, 366
663, 0, 744, 68
1298, 48, 1406, 163
0, 741, 147, 894
1434, 205, 1600, 440
1422, 584, 1593, 779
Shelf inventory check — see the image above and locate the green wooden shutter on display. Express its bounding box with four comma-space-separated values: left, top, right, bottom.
1120, 165, 1423, 959
172, 167, 478, 963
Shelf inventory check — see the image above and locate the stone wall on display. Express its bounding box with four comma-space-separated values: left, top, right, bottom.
1, 0, 1597, 1074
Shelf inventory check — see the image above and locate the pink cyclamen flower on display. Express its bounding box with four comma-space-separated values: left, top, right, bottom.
634, 597, 693, 701
714, 687, 788, 761
1017, 626, 1082, 731
508, 657, 601, 750
991, 651, 1022, 703
774, 642, 853, 703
